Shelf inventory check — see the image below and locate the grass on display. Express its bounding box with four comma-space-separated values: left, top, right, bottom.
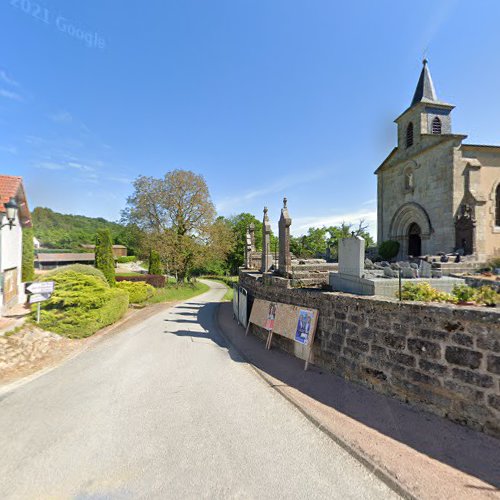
144, 281, 210, 305
202, 278, 235, 302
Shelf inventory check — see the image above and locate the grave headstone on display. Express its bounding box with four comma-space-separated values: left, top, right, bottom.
338, 236, 365, 278
419, 260, 432, 278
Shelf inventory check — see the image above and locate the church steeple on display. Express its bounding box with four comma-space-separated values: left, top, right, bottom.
411, 59, 437, 106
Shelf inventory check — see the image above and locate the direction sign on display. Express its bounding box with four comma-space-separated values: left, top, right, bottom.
29, 292, 52, 304
26, 281, 55, 295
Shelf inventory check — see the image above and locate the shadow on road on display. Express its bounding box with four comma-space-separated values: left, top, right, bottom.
213, 302, 500, 492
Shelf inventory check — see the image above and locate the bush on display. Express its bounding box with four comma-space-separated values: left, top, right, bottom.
95, 229, 115, 285
116, 274, 166, 288
148, 249, 163, 275
116, 281, 155, 303
117, 255, 137, 263
452, 285, 476, 303
44, 264, 108, 283
378, 240, 400, 260
22, 226, 35, 282
399, 282, 455, 303
37, 271, 129, 338
474, 286, 498, 306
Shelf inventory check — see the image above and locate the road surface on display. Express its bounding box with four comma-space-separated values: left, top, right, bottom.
0, 281, 398, 499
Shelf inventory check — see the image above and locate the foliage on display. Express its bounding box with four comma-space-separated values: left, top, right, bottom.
474, 286, 498, 306
487, 257, 500, 270
44, 264, 108, 283
37, 271, 129, 338
399, 282, 455, 303
117, 255, 137, 263
32, 207, 141, 254
290, 221, 375, 259
199, 275, 238, 287
116, 274, 166, 288
95, 229, 116, 285
452, 285, 477, 303
122, 170, 232, 282
116, 280, 155, 303
145, 281, 210, 304
22, 226, 35, 282
378, 240, 400, 260
148, 249, 163, 275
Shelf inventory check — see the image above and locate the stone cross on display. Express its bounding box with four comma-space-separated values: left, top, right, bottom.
338, 236, 365, 278
261, 207, 273, 273
278, 197, 292, 277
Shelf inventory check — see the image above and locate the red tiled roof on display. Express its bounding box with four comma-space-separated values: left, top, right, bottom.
0, 175, 22, 212
0, 175, 31, 227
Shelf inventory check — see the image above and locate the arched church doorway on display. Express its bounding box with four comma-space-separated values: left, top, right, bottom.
408, 223, 422, 257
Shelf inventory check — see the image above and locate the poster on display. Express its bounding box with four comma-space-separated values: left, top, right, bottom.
294, 309, 314, 345
264, 302, 277, 331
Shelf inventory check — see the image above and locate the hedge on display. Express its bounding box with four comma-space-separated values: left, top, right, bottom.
116, 255, 137, 263
116, 274, 166, 288
38, 271, 129, 338
116, 281, 155, 303
45, 264, 108, 283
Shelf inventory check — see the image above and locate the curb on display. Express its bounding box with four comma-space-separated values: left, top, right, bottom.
214, 301, 417, 500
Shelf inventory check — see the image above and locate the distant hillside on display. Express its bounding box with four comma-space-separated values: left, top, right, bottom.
32, 207, 139, 253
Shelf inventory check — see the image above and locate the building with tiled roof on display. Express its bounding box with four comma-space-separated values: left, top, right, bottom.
0, 175, 32, 312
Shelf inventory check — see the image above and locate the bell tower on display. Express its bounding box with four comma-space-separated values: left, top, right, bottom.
395, 60, 454, 151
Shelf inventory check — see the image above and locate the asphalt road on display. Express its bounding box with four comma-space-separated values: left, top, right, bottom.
0, 281, 399, 499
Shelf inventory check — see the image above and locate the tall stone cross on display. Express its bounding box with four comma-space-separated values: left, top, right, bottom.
261, 207, 273, 273
278, 197, 292, 277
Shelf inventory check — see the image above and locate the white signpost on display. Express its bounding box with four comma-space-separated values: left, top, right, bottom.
25, 281, 55, 323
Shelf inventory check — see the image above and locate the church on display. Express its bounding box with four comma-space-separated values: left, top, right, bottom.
376, 60, 500, 261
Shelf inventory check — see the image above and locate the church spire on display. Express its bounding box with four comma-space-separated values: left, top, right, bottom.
411, 59, 437, 106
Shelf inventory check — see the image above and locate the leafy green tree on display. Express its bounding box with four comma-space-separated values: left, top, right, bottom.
148, 249, 163, 275
22, 226, 35, 282
95, 229, 115, 285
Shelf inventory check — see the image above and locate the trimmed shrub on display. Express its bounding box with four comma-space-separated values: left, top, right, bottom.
116, 281, 155, 303
400, 282, 455, 303
95, 229, 115, 285
475, 286, 498, 306
452, 285, 476, 303
22, 226, 35, 282
38, 271, 129, 338
148, 249, 163, 275
378, 240, 400, 260
116, 274, 166, 288
44, 264, 107, 283
117, 255, 137, 263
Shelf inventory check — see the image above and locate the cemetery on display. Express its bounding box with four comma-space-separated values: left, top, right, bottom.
237, 197, 500, 438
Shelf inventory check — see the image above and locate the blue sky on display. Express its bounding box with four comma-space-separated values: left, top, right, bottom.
1, 0, 499, 238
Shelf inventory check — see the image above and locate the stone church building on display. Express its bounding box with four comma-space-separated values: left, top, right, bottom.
376, 60, 500, 261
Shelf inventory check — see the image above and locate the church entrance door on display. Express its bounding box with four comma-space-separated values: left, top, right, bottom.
408, 223, 422, 257
455, 218, 474, 255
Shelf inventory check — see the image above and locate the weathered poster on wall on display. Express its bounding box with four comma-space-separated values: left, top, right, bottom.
264, 302, 277, 331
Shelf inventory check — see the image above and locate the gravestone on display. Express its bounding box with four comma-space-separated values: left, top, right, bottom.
244, 226, 252, 268
249, 223, 256, 252
261, 207, 273, 273
338, 236, 365, 278
278, 197, 292, 277
419, 260, 432, 278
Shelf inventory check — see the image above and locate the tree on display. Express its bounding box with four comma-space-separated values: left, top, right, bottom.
22, 226, 35, 282
95, 229, 115, 285
122, 170, 222, 282
148, 249, 163, 275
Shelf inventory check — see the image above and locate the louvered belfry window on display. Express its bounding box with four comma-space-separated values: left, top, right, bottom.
406, 122, 414, 148
432, 116, 442, 135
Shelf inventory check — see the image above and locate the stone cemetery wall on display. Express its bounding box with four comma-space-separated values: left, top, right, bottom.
239, 270, 500, 438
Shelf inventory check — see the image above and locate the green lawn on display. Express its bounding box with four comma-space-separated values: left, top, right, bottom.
144, 281, 210, 305
202, 278, 235, 302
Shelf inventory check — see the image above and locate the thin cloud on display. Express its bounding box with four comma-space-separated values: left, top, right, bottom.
0, 88, 23, 101
216, 169, 330, 213
0, 70, 19, 86
0, 145, 17, 154
50, 110, 73, 123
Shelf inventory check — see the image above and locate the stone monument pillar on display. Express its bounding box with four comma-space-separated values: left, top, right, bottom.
261, 207, 273, 273
244, 226, 252, 268
338, 235, 365, 278
278, 197, 292, 277
249, 223, 256, 252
